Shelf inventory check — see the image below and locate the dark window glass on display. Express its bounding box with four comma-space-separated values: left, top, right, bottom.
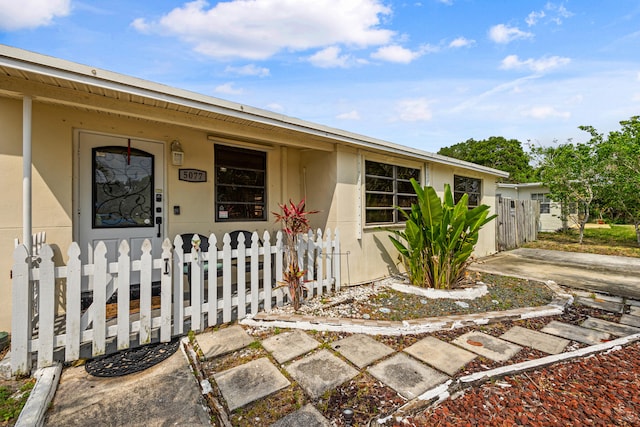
365, 160, 420, 224
453, 175, 482, 208
531, 193, 551, 214
366, 161, 394, 177
215, 145, 267, 221
93, 146, 154, 228
366, 209, 394, 223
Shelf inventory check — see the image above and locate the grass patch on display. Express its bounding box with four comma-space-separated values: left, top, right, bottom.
524, 224, 640, 258
0, 379, 35, 425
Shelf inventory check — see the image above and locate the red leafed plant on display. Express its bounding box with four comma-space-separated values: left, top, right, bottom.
273, 199, 318, 310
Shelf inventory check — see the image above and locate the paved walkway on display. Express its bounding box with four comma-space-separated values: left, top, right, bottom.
469, 248, 640, 298
193, 291, 640, 426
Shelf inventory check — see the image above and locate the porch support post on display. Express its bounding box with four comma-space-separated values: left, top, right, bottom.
23, 95, 32, 254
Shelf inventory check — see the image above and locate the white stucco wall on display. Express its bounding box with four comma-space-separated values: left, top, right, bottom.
497, 184, 564, 232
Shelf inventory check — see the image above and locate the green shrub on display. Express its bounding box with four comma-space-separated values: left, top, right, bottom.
388, 179, 496, 289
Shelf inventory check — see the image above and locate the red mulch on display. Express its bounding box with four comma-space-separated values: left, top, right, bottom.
403, 341, 640, 426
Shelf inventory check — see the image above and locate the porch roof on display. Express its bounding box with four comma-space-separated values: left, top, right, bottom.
0, 44, 508, 178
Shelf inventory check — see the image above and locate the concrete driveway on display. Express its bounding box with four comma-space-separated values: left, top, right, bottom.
469, 248, 640, 298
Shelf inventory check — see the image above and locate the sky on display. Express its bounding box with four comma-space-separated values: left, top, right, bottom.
0, 0, 639, 153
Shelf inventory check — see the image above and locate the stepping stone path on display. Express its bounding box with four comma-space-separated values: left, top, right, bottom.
286, 349, 358, 399
541, 320, 611, 345
453, 331, 522, 362
261, 329, 320, 363
404, 336, 476, 376
212, 358, 290, 411
500, 326, 569, 355
331, 334, 394, 368
195, 292, 640, 425
368, 353, 449, 399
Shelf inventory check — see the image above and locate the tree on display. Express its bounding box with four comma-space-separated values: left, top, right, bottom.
438, 136, 536, 183
531, 131, 602, 244
597, 116, 640, 245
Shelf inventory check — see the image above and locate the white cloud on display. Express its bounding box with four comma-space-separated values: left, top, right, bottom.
371, 44, 422, 63
393, 98, 432, 121
488, 24, 533, 44
214, 82, 243, 95
522, 106, 571, 119
337, 110, 361, 120
266, 103, 284, 112
225, 64, 270, 77
308, 46, 352, 68
545, 2, 573, 25
449, 37, 475, 48
500, 54, 570, 73
135, 0, 394, 60
636, 72, 640, 81
526, 10, 545, 27
131, 18, 150, 33
0, 0, 70, 31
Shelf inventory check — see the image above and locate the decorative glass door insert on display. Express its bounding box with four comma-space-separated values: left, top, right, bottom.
92, 146, 154, 228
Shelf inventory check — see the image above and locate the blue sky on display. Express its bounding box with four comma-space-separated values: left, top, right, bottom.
1, 1, 639, 153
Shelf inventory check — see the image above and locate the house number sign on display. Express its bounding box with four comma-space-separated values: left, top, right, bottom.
179, 169, 207, 182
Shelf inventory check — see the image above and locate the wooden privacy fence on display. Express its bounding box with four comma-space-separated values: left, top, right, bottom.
11, 229, 341, 375
496, 198, 539, 251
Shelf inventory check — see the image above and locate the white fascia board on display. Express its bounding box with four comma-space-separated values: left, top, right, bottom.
0, 44, 509, 178
497, 182, 544, 188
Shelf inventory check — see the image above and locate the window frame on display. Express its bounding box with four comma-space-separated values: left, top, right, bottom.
214, 144, 267, 222
364, 160, 421, 225
453, 175, 482, 208
531, 193, 551, 214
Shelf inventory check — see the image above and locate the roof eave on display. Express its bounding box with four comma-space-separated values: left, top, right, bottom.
0, 44, 509, 178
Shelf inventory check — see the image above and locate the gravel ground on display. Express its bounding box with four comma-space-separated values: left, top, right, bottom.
270, 273, 555, 321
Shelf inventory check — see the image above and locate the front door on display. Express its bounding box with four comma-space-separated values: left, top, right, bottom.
77, 131, 165, 286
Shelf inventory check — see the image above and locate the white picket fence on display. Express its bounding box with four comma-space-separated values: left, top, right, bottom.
11, 229, 341, 375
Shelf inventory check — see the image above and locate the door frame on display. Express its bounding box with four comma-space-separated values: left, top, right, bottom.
72, 129, 167, 246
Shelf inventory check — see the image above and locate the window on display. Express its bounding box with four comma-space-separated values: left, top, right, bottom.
453, 175, 481, 208
365, 160, 420, 224
531, 193, 551, 214
215, 145, 266, 221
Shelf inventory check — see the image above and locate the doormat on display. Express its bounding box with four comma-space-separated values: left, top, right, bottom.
85, 339, 180, 377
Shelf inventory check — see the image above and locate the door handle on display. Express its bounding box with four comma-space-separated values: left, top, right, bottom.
155, 216, 162, 238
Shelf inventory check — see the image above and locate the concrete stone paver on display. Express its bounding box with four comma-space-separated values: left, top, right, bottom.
541, 321, 611, 345
262, 329, 320, 364
270, 404, 331, 427
286, 349, 358, 400
197, 324, 254, 359
403, 336, 476, 376
213, 357, 290, 411
331, 334, 395, 368
620, 314, 640, 328
500, 326, 570, 355
452, 332, 522, 362
575, 296, 625, 314
581, 317, 640, 337
368, 353, 449, 399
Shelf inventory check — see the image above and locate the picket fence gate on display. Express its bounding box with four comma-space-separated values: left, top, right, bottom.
11, 229, 341, 375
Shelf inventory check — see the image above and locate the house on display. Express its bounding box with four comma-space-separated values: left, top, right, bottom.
0, 45, 508, 331
497, 182, 566, 232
